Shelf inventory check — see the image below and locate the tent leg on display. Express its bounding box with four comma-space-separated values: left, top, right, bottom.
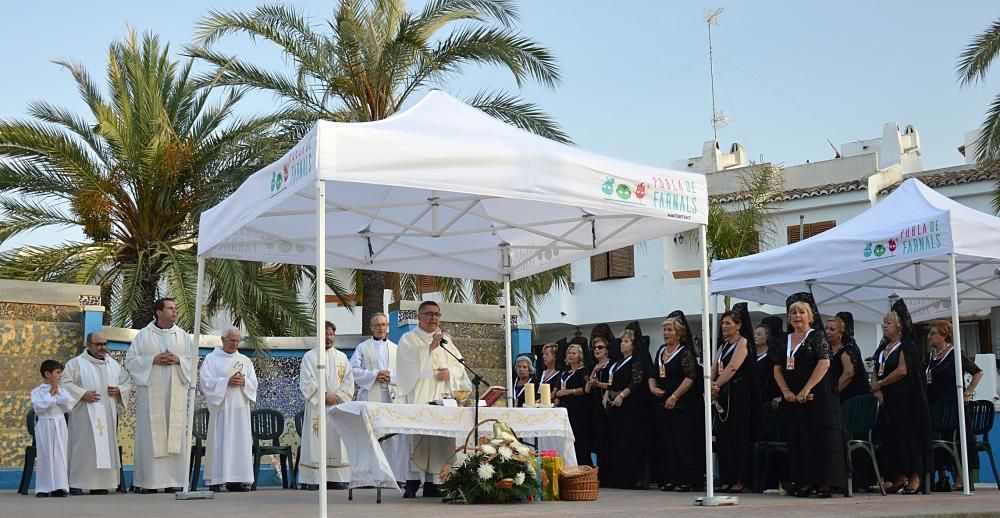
699, 225, 718, 503
178, 257, 211, 499
949, 253, 971, 496
316, 179, 328, 515
503, 274, 513, 406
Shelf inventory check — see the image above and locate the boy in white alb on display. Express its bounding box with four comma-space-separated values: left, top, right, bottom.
31, 359, 74, 497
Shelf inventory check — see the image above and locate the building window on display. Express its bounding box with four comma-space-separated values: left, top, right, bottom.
590, 246, 635, 282
787, 220, 836, 244
914, 319, 993, 358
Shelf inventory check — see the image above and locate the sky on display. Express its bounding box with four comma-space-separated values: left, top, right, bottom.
1, 1, 999, 251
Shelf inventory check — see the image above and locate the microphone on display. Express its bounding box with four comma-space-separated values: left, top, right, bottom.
440, 337, 448, 345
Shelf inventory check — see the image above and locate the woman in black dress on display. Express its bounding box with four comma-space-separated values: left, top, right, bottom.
870, 298, 930, 494
825, 315, 869, 401
586, 336, 615, 487
536, 343, 561, 405
925, 319, 983, 492
651, 313, 704, 492
513, 355, 535, 407
753, 316, 784, 405
712, 309, 754, 493
556, 343, 593, 466
605, 328, 647, 489
772, 293, 846, 498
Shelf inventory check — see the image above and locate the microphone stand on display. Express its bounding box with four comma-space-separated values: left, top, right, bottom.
437, 339, 492, 446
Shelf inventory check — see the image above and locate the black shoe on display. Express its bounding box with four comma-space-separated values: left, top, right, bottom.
36, 492, 49, 498
209, 485, 225, 493
675, 485, 692, 492
163, 487, 182, 494
422, 482, 442, 498
661, 483, 675, 492
228, 483, 250, 492
90, 489, 109, 495
69, 488, 84, 496
327, 482, 348, 490
403, 480, 420, 499
51, 489, 67, 497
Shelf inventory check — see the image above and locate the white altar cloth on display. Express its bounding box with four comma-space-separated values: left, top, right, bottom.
328, 402, 577, 489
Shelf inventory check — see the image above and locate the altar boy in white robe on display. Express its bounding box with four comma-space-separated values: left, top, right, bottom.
31, 359, 74, 497
350, 312, 406, 482
298, 321, 354, 490
201, 327, 258, 492
125, 297, 195, 493
396, 301, 469, 498
62, 332, 132, 495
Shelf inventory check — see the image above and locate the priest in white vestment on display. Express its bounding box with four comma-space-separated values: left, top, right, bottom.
125, 297, 195, 493
31, 359, 75, 497
350, 312, 406, 482
298, 321, 354, 490
395, 301, 469, 498
62, 332, 132, 494
201, 327, 258, 492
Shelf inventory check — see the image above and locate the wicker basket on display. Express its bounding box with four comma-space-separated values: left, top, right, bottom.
558, 466, 599, 501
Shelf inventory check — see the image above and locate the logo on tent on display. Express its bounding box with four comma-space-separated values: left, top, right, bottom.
600, 175, 700, 219
269, 138, 315, 197
862, 218, 945, 262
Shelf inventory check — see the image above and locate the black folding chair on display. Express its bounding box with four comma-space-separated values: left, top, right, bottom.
926, 399, 963, 494
188, 408, 210, 490
17, 409, 38, 495
251, 409, 293, 490
968, 400, 1000, 491
843, 395, 886, 497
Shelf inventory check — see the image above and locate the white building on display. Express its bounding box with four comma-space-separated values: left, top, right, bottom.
533, 124, 1000, 364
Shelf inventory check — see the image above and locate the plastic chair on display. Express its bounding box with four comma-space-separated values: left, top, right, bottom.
842, 395, 886, 497
926, 398, 963, 494
752, 401, 787, 493
188, 408, 210, 490
292, 409, 304, 488
968, 400, 1000, 491
17, 409, 38, 495
251, 409, 293, 490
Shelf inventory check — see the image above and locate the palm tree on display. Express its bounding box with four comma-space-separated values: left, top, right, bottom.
957, 19, 1000, 213
0, 29, 326, 343
189, 0, 571, 325
689, 163, 783, 310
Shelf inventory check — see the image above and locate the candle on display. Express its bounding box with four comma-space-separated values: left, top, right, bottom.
539, 383, 551, 406
525, 383, 536, 407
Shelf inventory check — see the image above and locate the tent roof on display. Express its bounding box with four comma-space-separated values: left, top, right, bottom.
710, 178, 1000, 323
197, 90, 707, 282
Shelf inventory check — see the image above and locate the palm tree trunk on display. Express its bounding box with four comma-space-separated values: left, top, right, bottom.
130, 271, 161, 329
361, 270, 385, 330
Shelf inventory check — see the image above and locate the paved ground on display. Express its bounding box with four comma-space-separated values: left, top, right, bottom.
2, 487, 999, 517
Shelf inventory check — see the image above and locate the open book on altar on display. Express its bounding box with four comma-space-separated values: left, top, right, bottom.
480, 386, 507, 407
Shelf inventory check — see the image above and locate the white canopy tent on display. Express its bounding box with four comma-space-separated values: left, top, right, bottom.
712, 178, 1000, 496
185, 91, 715, 511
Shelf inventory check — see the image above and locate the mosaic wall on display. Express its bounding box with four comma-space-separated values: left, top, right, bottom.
0, 303, 83, 469
444, 321, 509, 391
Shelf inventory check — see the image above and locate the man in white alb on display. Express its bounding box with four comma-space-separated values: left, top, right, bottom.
349, 312, 406, 482
126, 297, 195, 493
62, 332, 132, 495
201, 327, 258, 492
395, 301, 469, 498
298, 321, 354, 490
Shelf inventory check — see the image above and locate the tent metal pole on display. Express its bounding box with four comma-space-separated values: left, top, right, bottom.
700, 225, 715, 502
502, 246, 514, 406
949, 253, 971, 496
316, 178, 328, 516
180, 256, 206, 494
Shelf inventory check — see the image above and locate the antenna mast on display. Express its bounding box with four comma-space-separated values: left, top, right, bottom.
704, 7, 728, 143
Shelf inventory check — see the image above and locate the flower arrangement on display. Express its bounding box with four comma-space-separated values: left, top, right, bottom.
441, 420, 539, 504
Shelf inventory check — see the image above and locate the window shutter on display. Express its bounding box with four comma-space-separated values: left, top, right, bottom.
787, 220, 837, 244
808, 220, 837, 238
418, 275, 438, 294
608, 246, 635, 278
590, 253, 609, 282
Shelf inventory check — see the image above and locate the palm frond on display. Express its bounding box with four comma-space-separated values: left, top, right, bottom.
958, 19, 1000, 86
